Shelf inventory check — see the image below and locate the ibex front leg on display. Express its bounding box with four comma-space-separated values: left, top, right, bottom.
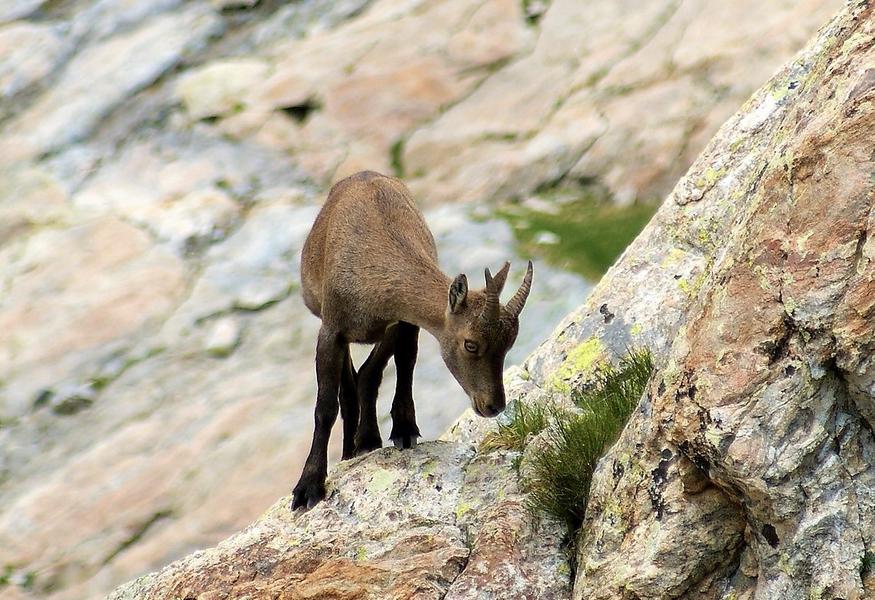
390, 321, 421, 449
354, 325, 398, 455
338, 348, 358, 460
292, 327, 344, 510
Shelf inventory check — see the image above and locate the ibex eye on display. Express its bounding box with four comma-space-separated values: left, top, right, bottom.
464, 340, 479, 353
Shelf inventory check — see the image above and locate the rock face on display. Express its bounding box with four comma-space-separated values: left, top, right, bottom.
0, 0, 846, 598
568, 3, 875, 598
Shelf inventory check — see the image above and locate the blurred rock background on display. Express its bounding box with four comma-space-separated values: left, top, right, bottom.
0, 0, 839, 597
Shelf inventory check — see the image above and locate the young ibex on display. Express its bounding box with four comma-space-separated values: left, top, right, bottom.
293, 170, 533, 509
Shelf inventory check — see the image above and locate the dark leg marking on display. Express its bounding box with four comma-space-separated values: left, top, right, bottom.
339, 348, 358, 460
292, 327, 345, 510
390, 321, 421, 449
354, 324, 398, 456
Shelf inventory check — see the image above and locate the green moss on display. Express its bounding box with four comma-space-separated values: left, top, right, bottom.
555, 561, 571, 577
355, 546, 368, 561
661, 247, 687, 267
455, 501, 472, 520
497, 185, 658, 282
484, 132, 520, 142
421, 458, 439, 477
770, 81, 791, 101
677, 270, 706, 298
696, 165, 726, 189
677, 278, 692, 295
729, 137, 747, 152
521, 0, 550, 24
0, 565, 36, 591
89, 345, 166, 393
777, 552, 795, 577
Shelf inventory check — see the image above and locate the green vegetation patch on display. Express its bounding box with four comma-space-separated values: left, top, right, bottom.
482, 400, 551, 456
497, 185, 658, 282
861, 550, 875, 579
389, 139, 405, 178
549, 337, 606, 393
0, 565, 36, 591
484, 349, 653, 532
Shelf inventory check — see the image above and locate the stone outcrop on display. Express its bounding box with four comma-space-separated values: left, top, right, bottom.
566, 3, 875, 597
0, 0, 847, 598
109, 389, 571, 600
113, 1, 874, 598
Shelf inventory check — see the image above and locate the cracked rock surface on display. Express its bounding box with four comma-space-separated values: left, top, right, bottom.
0, 0, 844, 598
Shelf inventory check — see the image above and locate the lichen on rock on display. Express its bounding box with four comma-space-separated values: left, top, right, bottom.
570, 3, 875, 598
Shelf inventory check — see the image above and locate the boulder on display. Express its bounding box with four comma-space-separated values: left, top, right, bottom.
109, 429, 571, 600
404, 0, 841, 205
0, 21, 69, 100
0, 6, 221, 160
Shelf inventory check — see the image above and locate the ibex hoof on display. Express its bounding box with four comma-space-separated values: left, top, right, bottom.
354, 434, 382, 456
392, 435, 419, 449
291, 477, 326, 511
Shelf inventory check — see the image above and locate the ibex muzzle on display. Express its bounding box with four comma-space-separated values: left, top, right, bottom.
293, 171, 533, 510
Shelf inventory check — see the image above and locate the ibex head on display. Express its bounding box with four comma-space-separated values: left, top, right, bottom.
440, 261, 533, 417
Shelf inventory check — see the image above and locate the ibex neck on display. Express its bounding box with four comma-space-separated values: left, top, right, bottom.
400, 262, 451, 338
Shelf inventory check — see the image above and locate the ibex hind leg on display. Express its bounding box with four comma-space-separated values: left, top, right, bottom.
338, 349, 358, 460
390, 321, 421, 449
354, 325, 398, 455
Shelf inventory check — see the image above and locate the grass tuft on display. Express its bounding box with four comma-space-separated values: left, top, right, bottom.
389, 139, 406, 178
483, 349, 653, 533
527, 349, 653, 530
481, 400, 551, 453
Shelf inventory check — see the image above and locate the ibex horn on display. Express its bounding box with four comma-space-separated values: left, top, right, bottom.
506, 260, 533, 318
481, 262, 510, 324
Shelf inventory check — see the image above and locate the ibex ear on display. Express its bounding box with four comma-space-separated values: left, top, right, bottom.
448, 274, 468, 314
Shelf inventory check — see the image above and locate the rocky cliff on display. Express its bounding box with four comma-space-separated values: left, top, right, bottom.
571, 2, 875, 597
110, 1, 874, 599
0, 0, 848, 598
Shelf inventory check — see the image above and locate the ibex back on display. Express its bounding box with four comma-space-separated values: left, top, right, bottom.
293, 170, 533, 509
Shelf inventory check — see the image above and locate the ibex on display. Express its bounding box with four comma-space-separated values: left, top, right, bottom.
293, 171, 533, 509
